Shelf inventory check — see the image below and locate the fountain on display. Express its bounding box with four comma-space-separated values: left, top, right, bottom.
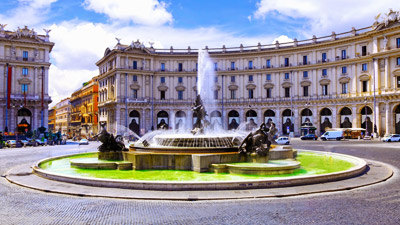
31, 50, 368, 191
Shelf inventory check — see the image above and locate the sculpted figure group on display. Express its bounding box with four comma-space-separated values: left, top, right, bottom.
239, 122, 277, 157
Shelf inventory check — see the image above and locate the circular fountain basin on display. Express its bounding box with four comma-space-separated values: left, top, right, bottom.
32, 150, 367, 190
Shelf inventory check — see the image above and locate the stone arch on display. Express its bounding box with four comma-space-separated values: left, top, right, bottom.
175, 111, 186, 130
245, 110, 258, 131
320, 108, 333, 133
228, 110, 240, 130
157, 111, 169, 129
128, 110, 140, 135
394, 104, 400, 134
282, 109, 294, 135
17, 108, 32, 133
360, 106, 373, 135
264, 109, 275, 124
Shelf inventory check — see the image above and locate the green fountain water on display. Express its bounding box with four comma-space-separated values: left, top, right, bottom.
39, 151, 354, 182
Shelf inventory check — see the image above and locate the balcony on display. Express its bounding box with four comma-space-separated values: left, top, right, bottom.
3, 56, 44, 62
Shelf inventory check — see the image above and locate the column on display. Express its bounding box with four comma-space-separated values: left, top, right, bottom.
332, 107, 337, 128
275, 108, 281, 135
374, 102, 380, 136
352, 106, 358, 128
169, 109, 175, 130
385, 102, 390, 135
384, 57, 390, 90
294, 107, 299, 136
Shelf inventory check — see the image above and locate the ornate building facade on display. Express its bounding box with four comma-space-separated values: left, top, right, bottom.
68, 78, 99, 138
55, 98, 70, 136
96, 11, 400, 137
0, 25, 54, 134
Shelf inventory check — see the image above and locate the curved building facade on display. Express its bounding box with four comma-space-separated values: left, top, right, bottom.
96, 12, 400, 137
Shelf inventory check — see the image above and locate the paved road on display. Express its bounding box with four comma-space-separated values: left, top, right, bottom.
0, 140, 399, 225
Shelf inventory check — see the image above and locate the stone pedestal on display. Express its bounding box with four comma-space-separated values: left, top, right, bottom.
98, 152, 124, 160
248, 153, 269, 163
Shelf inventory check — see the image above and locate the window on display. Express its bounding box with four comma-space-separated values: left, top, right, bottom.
285, 87, 290, 97
397, 57, 400, 66
230, 90, 236, 99
231, 62, 235, 70
178, 63, 183, 72
214, 76, 218, 82
23, 51, 28, 60
132, 89, 138, 99
322, 53, 327, 62
266, 74, 271, 81
361, 46, 367, 56
266, 88, 272, 98
362, 63, 368, 72
284, 73, 290, 80
231, 76, 235, 82
178, 77, 183, 83
342, 66, 347, 74
284, 58, 289, 67
248, 89, 254, 99
322, 85, 328, 95
21, 84, 28, 93
397, 38, 400, 48
160, 77, 165, 83
341, 50, 347, 59
397, 76, 400, 88
160, 91, 165, 100
248, 61, 253, 69
161, 63, 165, 71
214, 90, 218, 99
303, 86, 309, 97
249, 75, 253, 82
178, 90, 183, 100
266, 59, 271, 68
362, 81, 368, 92
342, 83, 348, 94
303, 55, 308, 65
303, 71, 308, 78
22, 68, 28, 76
133, 75, 137, 82
196, 63, 198, 71
133, 61, 137, 69
322, 69, 327, 76
214, 62, 218, 71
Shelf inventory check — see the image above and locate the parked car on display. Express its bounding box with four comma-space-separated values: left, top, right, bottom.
35, 139, 46, 146
79, 138, 89, 145
275, 137, 290, 145
382, 134, 400, 142
363, 135, 372, 140
5, 140, 16, 148
320, 130, 344, 141
18, 140, 32, 146
300, 134, 318, 140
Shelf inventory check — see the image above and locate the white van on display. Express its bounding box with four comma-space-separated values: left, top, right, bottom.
320, 130, 344, 141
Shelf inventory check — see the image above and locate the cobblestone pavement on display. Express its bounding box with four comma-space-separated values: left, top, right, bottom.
0, 140, 399, 225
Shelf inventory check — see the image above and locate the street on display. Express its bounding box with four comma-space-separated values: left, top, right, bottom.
0, 139, 399, 224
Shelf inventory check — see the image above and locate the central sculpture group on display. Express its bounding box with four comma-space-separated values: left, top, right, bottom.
190, 94, 277, 158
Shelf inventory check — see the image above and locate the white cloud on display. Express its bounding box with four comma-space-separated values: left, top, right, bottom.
0, 0, 57, 28
83, 0, 173, 26
49, 65, 97, 105
253, 0, 399, 37
272, 35, 293, 44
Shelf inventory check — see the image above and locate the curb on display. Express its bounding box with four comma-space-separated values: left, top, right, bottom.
4, 159, 394, 201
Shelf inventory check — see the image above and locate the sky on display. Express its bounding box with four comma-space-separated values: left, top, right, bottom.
0, 0, 397, 106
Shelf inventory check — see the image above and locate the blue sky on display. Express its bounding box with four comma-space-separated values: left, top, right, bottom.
0, 0, 396, 105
